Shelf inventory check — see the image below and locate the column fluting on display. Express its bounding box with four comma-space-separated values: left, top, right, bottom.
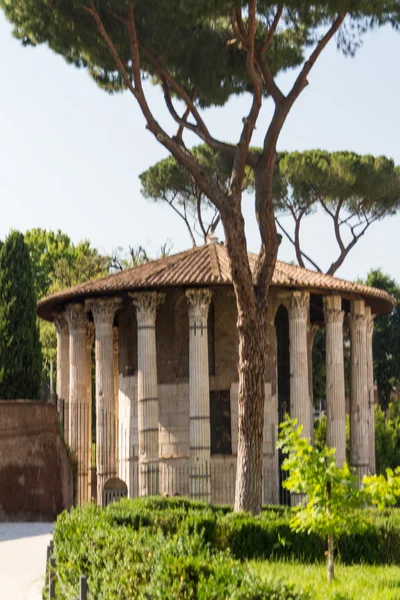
85, 322, 94, 501
186, 288, 213, 502
131, 291, 165, 496
113, 326, 119, 476
87, 297, 122, 505
348, 299, 369, 484
307, 324, 319, 442
289, 292, 311, 437
365, 306, 375, 474
66, 303, 88, 505
54, 312, 70, 443
323, 295, 346, 467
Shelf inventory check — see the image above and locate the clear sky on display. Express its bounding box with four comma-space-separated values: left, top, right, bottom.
1, 12, 399, 284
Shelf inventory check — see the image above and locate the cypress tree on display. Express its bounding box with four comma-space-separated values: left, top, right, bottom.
0, 230, 42, 399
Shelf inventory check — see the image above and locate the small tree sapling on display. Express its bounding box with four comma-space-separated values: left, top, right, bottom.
277, 418, 400, 583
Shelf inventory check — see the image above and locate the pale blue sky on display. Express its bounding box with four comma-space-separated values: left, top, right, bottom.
1, 13, 399, 283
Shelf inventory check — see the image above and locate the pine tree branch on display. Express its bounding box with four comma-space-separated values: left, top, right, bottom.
83, 4, 139, 100
256, 53, 285, 104
260, 6, 283, 55
229, 2, 263, 198
164, 195, 197, 248
196, 195, 208, 242
232, 5, 284, 104
87, 3, 229, 213
176, 90, 195, 143
141, 46, 251, 163
275, 218, 322, 272
286, 13, 346, 107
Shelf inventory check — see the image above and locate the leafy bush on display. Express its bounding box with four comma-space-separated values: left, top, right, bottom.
52, 498, 400, 598
53, 501, 311, 599
375, 400, 400, 474
219, 512, 324, 562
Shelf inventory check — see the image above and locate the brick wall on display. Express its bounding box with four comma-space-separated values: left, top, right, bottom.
0, 401, 73, 521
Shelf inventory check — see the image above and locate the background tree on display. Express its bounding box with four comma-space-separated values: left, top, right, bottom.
0, 231, 42, 400
272, 151, 400, 275
110, 242, 171, 271
374, 401, 400, 474
24, 229, 111, 388
24, 228, 111, 298
362, 269, 400, 410
142, 148, 400, 270
3, 0, 399, 513
140, 146, 252, 245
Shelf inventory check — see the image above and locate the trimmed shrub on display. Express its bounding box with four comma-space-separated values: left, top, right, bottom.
218, 512, 324, 562
51, 499, 400, 598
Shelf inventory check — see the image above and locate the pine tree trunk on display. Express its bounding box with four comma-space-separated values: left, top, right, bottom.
327, 532, 334, 583
221, 188, 273, 514
234, 312, 267, 514
221, 158, 278, 515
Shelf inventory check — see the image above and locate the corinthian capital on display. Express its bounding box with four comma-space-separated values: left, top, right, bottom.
65, 303, 87, 333
86, 297, 122, 327
348, 299, 367, 333
347, 312, 367, 333
53, 311, 68, 336
289, 291, 310, 320
186, 289, 213, 323
323, 296, 344, 326
130, 291, 165, 327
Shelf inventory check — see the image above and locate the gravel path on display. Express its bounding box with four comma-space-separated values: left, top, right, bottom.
0, 522, 53, 600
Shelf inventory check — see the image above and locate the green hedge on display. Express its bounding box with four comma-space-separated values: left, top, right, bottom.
52, 499, 400, 599
53, 501, 309, 599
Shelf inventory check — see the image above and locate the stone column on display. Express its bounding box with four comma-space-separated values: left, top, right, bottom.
263, 312, 279, 505
113, 326, 119, 476
307, 324, 319, 442
288, 292, 311, 438
54, 312, 70, 443
348, 299, 369, 484
186, 288, 213, 502
87, 298, 122, 504
131, 291, 165, 496
324, 296, 346, 467
86, 322, 94, 501
365, 306, 376, 474
66, 303, 89, 505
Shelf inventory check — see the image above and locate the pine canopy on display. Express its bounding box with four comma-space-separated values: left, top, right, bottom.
2, 1, 399, 108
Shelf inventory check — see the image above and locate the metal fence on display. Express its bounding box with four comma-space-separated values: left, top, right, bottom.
129, 461, 266, 506
54, 399, 282, 506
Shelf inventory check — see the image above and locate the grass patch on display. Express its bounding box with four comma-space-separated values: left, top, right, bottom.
251, 561, 400, 600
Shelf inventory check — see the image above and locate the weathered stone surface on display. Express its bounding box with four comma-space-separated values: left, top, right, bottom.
365, 306, 376, 474
324, 295, 346, 467
131, 291, 165, 496
289, 292, 311, 439
87, 297, 122, 504
348, 299, 370, 484
54, 311, 69, 443
186, 289, 213, 502
0, 402, 72, 520
66, 303, 90, 505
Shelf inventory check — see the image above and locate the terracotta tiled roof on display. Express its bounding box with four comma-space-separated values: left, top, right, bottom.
37, 243, 395, 321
